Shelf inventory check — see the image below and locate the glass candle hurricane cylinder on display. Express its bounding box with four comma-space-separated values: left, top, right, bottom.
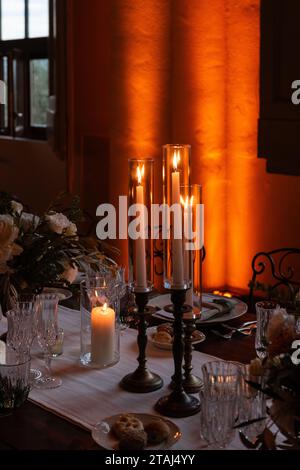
181, 184, 203, 313
80, 281, 120, 368
128, 159, 154, 293
163, 144, 191, 290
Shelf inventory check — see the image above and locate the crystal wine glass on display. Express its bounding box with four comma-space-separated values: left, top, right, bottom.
6, 295, 42, 382
255, 301, 280, 359
238, 364, 266, 441
34, 293, 62, 389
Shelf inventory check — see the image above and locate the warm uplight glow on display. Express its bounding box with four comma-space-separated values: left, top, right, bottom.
172, 0, 227, 289
226, 0, 260, 290
109, 0, 266, 292
173, 150, 180, 171
136, 164, 145, 185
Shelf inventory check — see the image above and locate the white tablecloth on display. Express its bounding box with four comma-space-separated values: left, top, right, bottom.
0, 306, 245, 450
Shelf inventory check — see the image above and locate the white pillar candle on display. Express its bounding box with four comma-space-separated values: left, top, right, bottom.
91, 303, 115, 365
0, 340, 6, 364
172, 151, 184, 286
135, 165, 147, 289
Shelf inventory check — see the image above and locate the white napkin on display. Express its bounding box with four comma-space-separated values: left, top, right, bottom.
154, 303, 225, 322
200, 302, 226, 321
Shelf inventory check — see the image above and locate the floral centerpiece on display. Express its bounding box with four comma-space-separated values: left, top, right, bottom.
244, 309, 300, 449
0, 191, 118, 313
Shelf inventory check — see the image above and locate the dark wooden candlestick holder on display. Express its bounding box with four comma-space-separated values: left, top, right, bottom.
182, 315, 203, 394
120, 291, 163, 393
155, 289, 200, 417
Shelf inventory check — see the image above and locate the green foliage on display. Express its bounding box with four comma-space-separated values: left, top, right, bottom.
47, 192, 82, 224
0, 192, 117, 307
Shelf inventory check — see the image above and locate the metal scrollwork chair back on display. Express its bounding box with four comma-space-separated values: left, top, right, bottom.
249, 248, 300, 311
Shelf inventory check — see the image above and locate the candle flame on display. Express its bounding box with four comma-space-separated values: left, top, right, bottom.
173, 150, 180, 170
180, 195, 194, 208
136, 164, 145, 185
103, 302, 107, 311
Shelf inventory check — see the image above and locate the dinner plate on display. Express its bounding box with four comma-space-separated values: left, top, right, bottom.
149, 293, 248, 324
147, 325, 206, 350
42, 287, 72, 301
92, 413, 181, 450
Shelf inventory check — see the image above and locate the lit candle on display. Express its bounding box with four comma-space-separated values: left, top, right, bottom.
0, 340, 6, 364
135, 164, 147, 289
91, 303, 115, 365
172, 150, 184, 286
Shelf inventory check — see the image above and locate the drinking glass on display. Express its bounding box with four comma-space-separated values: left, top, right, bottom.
6, 295, 41, 381
199, 361, 241, 449
238, 364, 266, 441
255, 301, 280, 359
34, 294, 62, 389
0, 350, 31, 414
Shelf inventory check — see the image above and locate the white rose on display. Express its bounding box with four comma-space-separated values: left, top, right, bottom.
61, 263, 78, 284
45, 212, 71, 234
19, 212, 40, 232
11, 200, 23, 215
64, 222, 77, 237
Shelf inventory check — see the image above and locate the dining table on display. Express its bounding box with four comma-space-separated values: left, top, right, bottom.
0, 295, 256, 451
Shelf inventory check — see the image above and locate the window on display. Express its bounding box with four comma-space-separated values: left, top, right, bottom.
258, 0, 300, 176
0, 0, 50, 139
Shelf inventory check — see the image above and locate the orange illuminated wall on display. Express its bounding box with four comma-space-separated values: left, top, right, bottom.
68, 0, 300, 293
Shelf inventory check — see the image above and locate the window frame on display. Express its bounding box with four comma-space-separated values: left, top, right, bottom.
0, 0, 50, 140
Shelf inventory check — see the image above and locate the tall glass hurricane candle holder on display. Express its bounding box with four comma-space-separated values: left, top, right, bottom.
121, 158, 163, 393
163, 144, 191, 290
80, 282, 120, 369
177, 184, 204, 393
181, 184, 203, 313
128, 159, 154, 293
156, 145, 200, 417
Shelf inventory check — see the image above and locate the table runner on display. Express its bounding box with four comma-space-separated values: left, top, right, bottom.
0, 306, 245, 450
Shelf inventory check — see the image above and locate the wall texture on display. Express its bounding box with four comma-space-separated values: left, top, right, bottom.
68, 0, 300, 293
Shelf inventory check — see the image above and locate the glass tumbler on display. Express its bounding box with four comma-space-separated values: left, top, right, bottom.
0, 350, 31, 414
238, 364, 266, 441
200, 361, 241, 449
255, 301, 279, 359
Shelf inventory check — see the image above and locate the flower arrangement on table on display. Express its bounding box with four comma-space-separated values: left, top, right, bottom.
0, 191, 117, 314
244, 309, 300, 450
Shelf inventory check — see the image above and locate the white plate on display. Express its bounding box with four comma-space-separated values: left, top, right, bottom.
92, 413, 181, 450
148, 325, 206, 350
42, 287, 72, 301
149, 293, 248, 324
